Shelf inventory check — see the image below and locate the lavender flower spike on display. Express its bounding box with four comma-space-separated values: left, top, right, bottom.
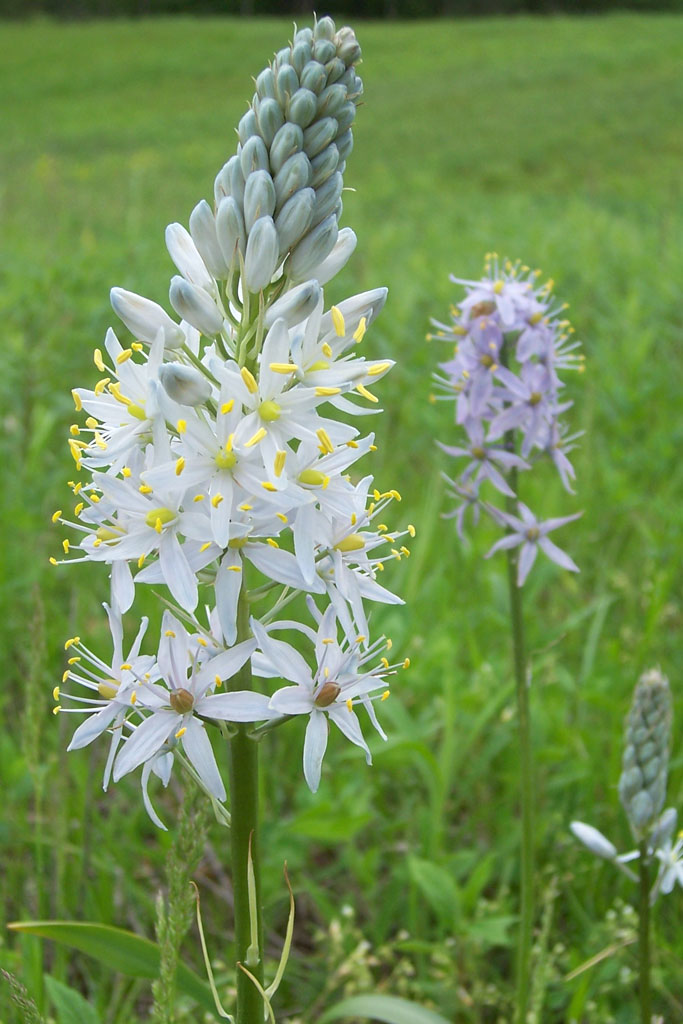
485, 502, 582, 585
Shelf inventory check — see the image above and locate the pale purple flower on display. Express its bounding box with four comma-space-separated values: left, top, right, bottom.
485, 503, 581, 586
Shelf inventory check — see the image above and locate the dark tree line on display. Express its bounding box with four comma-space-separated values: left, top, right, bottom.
2, 0, 681, 19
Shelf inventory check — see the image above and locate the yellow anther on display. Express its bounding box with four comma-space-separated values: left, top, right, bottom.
93, 538, 102, 547
175, 726, 187, 739
85, 417, 98, 429
386, 638, 393, 650
196, 637, 207, 647
353, 317, 367, 343
276, 512, 288, 523
400, 546, 410, 557
390, 489, 402, 501
269, 362, 298, 374
53, 686, 60, 701
53, 705, 62, 715
51, 510, 62, 524
316, 428, 334, 454
131, 341, 143, 351
331, 305, 345, 337
200, 541, 212, 552
321, 342, 333, 358
64, 637, 80, 650
322, 637, 335, 645
240, 367, 258, 393
274, 450, 287, 477
73, 482, 82, 494
93, 348, 105, 371
381, 690, 390, 701
380, 656, 389, 668
61, 670, 69, 683
228, 565, 242, 572
94, 377, 110, 396
335, 533, 365, 553
403, 658, 410, 669
69, 424, 80, 437
139, 484, 153, 494
346, 439, 359, 449
214, 674, 222, 687
116, 348, 132, 364
71, 389, 83, 411
356, 383, 378, 403
193, 494, 205, 502
367, 362, 391, 376
175, 457, 185, 476
108, 381, 129, 404
62, 539, 70, 554
94, 430, 107, 450
67, 656, 80, 665
220, 399, 235, 414
267, 538, 279, 548
246, 427, 267, 447
356, 635, 366, 644
137, 553, 146, 568
49, 556, 58, 566
165, 630, 176, 638
88, 492, 101, 504
377, 523, 387, 532
239, 503, 253, 511
177, 419, 187, 434
346, 698, 353, 712
351, 513, 357, 526
528, 311, 543, 325
493, 280, 504, 295
262, 481, 277, 492
130, 690, 137, 704
315, 386, 341, 396
407, 524, 416, 537
211, 493, 224, 508
122, 466, 132, 478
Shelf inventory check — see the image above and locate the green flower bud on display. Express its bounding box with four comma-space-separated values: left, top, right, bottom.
238, 108, 259, 146
310, 144, 340, 188
324, 58, 346, 86
189, 200, 230, 280
275, 64, 299, 106
316, 83, 347, 118
300, 61, 327, 95
255, 66, 276, 100
618, 668, 672, 837
303, 116, 338, 159
286, 87, 318, 129
274, 187, 315, 255
243, 170, 276, 233
264, 279, 322, 329
313, 39, 336, 64
314, 15, 336, 41
269, 122, 304, 175
255, 97, 285, 148
215, 196, 245, 265
288, 214, 338, 283
274, 152, 312, 209
240, 136, 269, 178
336, 129, 354, 162
244, 215, 279, 293
291, 40, 312, 75
158, 363, 212, 407
311, 171, 343, 228
169, 277, 223, 337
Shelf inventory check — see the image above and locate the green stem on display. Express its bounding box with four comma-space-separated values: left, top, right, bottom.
227, 584, 264, 1024
638, 840, 652, 1024
505, 467, 534, 1024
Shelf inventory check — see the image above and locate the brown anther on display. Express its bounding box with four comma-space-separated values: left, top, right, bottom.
314, 682, 342, 708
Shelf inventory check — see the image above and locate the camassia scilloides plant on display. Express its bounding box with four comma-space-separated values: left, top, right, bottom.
47, 19, 413, 1023
572, 668, 682, 1022
429, 256, 584, 1024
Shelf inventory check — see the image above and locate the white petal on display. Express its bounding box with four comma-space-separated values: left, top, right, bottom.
68, 703, 121, 750
194, 639, 257, 694
141, 760, 168, 830
570, 821, 617, 860
197, 691, 278, 722
328, 705, 372, 763
181, 717, 225, 800
303, 710, 328, 793
250, 618, 312, 686
160, 532, 198, 610
113, 711, 177, 781
269, 686, 313, 715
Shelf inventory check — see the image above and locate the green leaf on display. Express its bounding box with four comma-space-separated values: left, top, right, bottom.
319, 994, 452, 1024
9, 921, 215, 1016
407, 856, 460, 927
44, 976, 101, 1024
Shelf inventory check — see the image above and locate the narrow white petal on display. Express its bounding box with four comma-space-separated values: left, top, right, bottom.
303, 710, 328, 793
269, 686, 313, 715
181, 717, 225, 800
160, 532, 198, 610
113, 711, 177, 781
197, 691, 278, 722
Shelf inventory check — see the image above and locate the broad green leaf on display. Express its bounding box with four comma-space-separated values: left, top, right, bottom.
319, 994, 452, 1024
9, 921, 215, 1016
44, 976, 101, 1024
407, 856, 460, 926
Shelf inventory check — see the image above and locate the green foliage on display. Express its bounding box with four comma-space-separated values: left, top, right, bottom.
1, 13, 682, 1023
44, 975, 101, 1024
319, 993, 452, 1024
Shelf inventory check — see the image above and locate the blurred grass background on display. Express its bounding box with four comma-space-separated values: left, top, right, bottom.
1, 12, 682, 1023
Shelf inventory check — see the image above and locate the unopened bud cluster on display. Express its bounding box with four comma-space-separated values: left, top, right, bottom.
619, 668, 672, 836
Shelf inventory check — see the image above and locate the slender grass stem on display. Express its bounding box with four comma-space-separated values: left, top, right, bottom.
227, 583, 264, 1024
638, 840, 652, 1024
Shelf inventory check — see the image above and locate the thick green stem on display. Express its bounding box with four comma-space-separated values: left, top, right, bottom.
227, 585, 264, 1024
504, 466, 534, 1024
638, 841, 652, 1024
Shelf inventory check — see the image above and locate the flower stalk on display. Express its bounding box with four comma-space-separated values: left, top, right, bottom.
638, 840, 652, 1024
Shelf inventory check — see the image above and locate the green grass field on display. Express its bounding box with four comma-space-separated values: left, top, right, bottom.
1, 12, 682, 1023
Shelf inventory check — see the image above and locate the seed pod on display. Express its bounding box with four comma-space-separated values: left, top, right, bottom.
274, 151, 312, 209
256, 97, 285, 148
244, 215, 279, 293
158, 363, 212, 407
303, 117, 338, 159
215, 196, 246, 265
110, 287, 185, 349
240, 135, 269, 178
189, 200, 230, 280
618, 668, 672, 837
286, 88, 318, 129
169, 276, 223, 337
269, 122, 304, 175
275, 64, 299, 106
243, 170, 276, 233
263, 279, 322, 329
288, 214, 338, 283
310, 144, 339, 188
274, 187, 315, 255
165, 222, 214, 292
300, 61, 327, 95
238, 108, 259, 146
255, 66, 276, 100
311, 171, 343, 228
